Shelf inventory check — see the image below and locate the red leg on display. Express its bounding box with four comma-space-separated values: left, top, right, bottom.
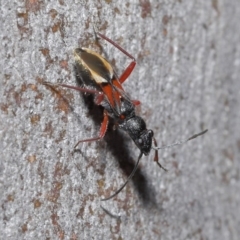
118, 61, 136, 84
59, 83, 101, 96
44, 81, 105, 106
58, 83, 104, 105
97, 32, 136, 84
131, 100, 141, 106
74, 110, 109, 148
153, 138, 168, 171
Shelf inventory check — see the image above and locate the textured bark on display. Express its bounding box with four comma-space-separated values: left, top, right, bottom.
1, 0, 240, 239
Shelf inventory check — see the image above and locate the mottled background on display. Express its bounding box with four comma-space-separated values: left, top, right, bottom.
1, 0, 240, 239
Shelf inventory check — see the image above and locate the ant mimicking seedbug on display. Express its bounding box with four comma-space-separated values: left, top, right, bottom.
44, 32, 207, 201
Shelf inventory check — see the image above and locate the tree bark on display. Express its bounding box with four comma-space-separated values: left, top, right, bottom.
1, 0, 240, 239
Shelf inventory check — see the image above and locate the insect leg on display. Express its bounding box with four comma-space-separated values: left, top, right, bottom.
131, 100, 141, 106
58, 83, 103, 96
44, 82, 105, 105
118, 61, 136, 84
74, 110, 109, 149
97, 32, 136, 84
153, 138, 168, 171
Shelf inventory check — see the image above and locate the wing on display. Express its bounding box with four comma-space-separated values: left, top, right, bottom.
74, 48, 132, 115
74, 48, 114, 84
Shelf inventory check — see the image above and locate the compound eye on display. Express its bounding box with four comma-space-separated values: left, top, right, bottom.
149, 130, 154, 137
138, 138, 143, 146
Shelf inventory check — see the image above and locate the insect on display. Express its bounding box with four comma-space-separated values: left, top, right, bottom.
44, 32, 207, 201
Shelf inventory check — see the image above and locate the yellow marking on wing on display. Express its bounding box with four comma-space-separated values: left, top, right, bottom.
74, 48, 114, 84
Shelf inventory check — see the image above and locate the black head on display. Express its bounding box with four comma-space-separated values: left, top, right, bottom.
118, 116, 154, 155
135, 129, 154, 155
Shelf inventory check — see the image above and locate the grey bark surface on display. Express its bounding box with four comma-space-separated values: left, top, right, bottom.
1, 1, 240, 239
